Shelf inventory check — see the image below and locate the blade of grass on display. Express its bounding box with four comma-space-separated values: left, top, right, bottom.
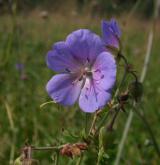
4, 101, 16, 165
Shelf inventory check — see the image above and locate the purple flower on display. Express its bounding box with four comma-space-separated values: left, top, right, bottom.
15, 63, 24, 71
101, 19, 121, 51
46, 29, 116, 113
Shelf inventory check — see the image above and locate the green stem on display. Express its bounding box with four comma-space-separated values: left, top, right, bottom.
88, 112, 98, 136
85, 113, 89, 135
76, 154, 83, 165
112, 58, 128, 102
40, 101, 56, 109
107, 108, 119, 131
54, 152, 59, 165
32, 145, 63, 151
96, 148, 104, 165
96, 110, 110, 133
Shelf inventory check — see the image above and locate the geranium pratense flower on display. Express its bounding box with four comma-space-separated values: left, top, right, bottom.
15, 63, 24, 71
102, 19, 121, 52
46, 29, 116, 113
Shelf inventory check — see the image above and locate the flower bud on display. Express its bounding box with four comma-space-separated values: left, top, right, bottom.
101, 19, 122, 55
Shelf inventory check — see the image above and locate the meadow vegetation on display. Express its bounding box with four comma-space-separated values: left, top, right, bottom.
0, 3, 160, 164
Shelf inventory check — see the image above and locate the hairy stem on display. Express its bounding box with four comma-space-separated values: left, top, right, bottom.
31, 145, 63, 151
85, 113, 89, 135
54, 152, 59, 165
96, 110, 110, 133
88, 111, 99, 135
107, 108, 119, 131
76, 154, 83, 165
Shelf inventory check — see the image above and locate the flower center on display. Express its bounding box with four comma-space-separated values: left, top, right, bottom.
76, 67, 92, 82
83, 67, 92, 77
70, 66, 93, 86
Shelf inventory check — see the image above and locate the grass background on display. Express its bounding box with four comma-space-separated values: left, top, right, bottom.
0, 8, 160, 164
